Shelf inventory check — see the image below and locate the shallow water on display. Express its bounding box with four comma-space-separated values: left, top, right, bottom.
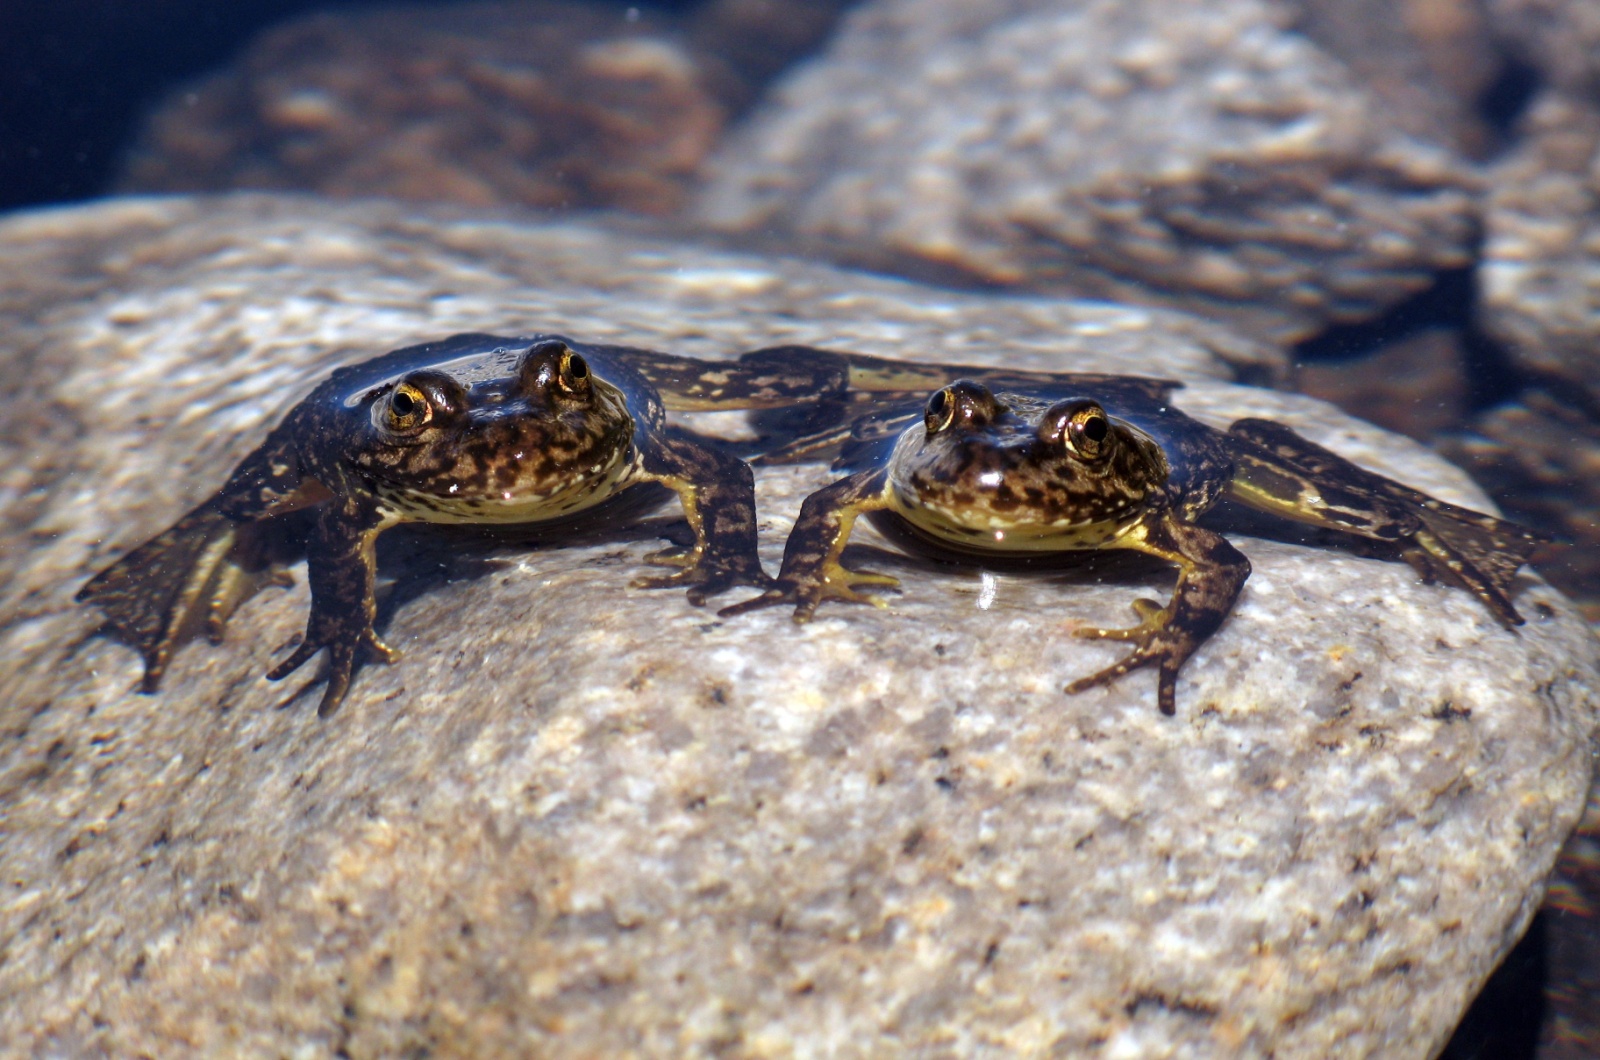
2, 1, 1595, 1056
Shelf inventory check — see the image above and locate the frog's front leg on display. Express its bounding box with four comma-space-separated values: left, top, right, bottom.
630, 428, 777, 605
265, 499, 399, 716
719, 467, 900, 621
1066, 512, 1250, 716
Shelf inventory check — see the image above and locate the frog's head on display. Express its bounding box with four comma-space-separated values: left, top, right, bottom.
887, 380, 1169, 549
348, 339, 635, 522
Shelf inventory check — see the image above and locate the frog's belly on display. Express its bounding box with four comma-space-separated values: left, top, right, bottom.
377, 452, 637, 526
888, 492, 1125, 553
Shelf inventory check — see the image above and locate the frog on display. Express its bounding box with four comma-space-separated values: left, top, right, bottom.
78, 332, 846, 717
722, 355, 1547, 716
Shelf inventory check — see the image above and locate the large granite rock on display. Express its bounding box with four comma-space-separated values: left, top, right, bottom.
0, 195, 1594, 1058
697, 0, 1480, 342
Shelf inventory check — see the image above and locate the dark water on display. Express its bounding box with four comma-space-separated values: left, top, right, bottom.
2, 1, 1593, 1056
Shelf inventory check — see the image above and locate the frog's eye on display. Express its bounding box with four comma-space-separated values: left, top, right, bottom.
1074, 409, 1110, 456
925, 387, 955, 433
382, 382, 434, 434
1041, 399, 1112, 459
557, 350, 591, 396
520, 340, 592, 399
925, 381, 996, 434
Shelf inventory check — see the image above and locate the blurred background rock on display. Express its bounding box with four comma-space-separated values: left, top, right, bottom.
112, 1, 854, 215
0, 0, 852, 215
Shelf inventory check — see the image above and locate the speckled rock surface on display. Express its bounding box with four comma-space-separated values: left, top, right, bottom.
1, 195, 1595, 1058
697, 0, 1480, 342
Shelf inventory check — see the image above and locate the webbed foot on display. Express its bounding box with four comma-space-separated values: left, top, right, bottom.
204, 567, 294, 645
718, 562, 899, 621
1065, 597, 1190, 716
76, 507, 291, 693
633, 545, 778, 605
1226, 417, 1546, 626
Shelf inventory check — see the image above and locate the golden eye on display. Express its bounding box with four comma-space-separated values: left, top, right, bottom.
924, 387, 955, 433
557, 350, 591, 395
384, 382, 433, 433
1068, 407, 1110, 459
1040, 399, 1112, 459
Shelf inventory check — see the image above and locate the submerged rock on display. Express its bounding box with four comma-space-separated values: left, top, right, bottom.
1292, 327, 1472, 442
118, 1, 731, 215
698, 0, 1480, 343
0, 195, 1593, 1058
1485, 0, 1600, 99
1277, 0, 1505, 156
1478, 92, 1600, 399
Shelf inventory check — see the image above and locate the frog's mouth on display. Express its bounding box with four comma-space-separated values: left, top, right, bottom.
372, 444, 638, 526
888, 488, 1134, 552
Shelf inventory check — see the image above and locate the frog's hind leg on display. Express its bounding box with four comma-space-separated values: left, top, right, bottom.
1224, 418, 1547, 626
1066, 512, 1250, 716
76, 506, 287, 691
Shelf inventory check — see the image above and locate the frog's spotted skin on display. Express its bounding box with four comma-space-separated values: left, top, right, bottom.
78, 333, 838, 717
724, 359, 1546, 715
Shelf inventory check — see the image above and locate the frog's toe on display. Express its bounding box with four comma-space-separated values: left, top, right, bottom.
632, 565, 727, 600
685, 569, 779, 607
642, 545, 696, 570
822, 580, 896, 609
266, 637, 321, 683
266, 626, 399, 716
1064, 654, 1142, 696
363, 629, 401, 665
1065, 646, 1180, 716
1071, 598, 1165, 643
634, 555, 775, 603
137, 650, 170, 694
844, 568, 899, 589
719, 566, 898, 621
311, 645, 358, 717
791, 574, 899, 620
205, 565, 295, 645
717, 587, 794, 619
